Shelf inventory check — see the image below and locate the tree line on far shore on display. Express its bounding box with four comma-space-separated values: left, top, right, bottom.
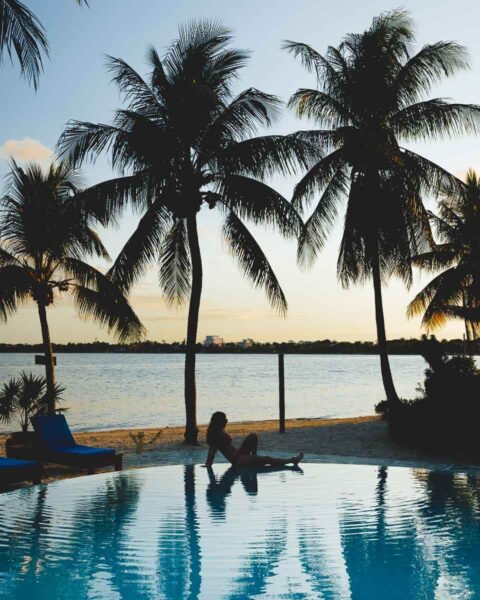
0, 336, 473, 356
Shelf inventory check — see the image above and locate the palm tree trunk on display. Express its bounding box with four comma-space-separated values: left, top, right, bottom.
371, 245, 399, 405
37, 301, 56, 414
463, 293, 473, 356
465, 319, 472, 355
184, 215, 202, 445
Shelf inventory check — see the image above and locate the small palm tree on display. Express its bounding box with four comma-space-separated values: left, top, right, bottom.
407, 169, 480, 344
0, 161, 144, 413
57, 21, 313, 444
0, 0, 89, 88
0, 371, 64, 432
285, 9, 480, 405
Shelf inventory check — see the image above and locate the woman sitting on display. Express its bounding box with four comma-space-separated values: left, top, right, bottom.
205, 411, 303, 468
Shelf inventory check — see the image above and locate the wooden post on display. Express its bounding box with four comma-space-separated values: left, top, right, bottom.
278, 353, 285, 433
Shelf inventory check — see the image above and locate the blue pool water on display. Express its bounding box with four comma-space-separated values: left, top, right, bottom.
1, 463, 480, 599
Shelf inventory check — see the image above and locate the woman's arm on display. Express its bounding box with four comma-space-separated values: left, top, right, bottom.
205, 445, 217, 467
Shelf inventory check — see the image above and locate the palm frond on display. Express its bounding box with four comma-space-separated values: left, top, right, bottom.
400, 149, 464, 199
198, 88, 282, 160
288, 88, 348, 127
292, 149, 346, 212
145, 45, 169, 98
108, 200, 172, 292
218, 174, 302, 238
392, 100, 480, 142
158, 219, 191, 306
57, 121, 124, 167
106, 55, 163, 115
282, 40, 338, 82
222, 211, 287, 314
297, 166, 349, 268
393, 41, 470, 106
73, 282, 145, 342
411, 246, 458, 271
406, 267, 467, 329
0, 264, 31, 321
75, 171, 156, 225
0, 0, 48, 89
215, 133, 319, 180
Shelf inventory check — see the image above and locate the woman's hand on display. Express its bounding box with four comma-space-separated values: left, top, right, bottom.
205, 446, 217, 468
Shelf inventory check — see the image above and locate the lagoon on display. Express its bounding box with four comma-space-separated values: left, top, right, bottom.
0, 353, 431, 433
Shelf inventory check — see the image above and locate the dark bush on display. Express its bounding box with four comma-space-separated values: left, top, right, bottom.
376, 337, 480, 455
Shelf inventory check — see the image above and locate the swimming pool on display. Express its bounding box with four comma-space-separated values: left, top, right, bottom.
1, 463, 480, 599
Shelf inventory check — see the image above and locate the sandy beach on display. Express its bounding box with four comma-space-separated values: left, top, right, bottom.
2, 415, 479, 486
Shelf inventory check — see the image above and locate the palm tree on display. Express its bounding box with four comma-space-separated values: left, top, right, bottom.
0, 160, 144, 413
0, 0, 89, 88
285, 9, 480, 405
57, 21, 313, 444
407, 169, 480, 347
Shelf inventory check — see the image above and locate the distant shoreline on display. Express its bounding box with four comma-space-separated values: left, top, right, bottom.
0, 350, 476, 356
0, 337, 474, 355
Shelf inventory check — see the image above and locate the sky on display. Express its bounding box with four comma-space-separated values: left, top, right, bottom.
1, 0, 480, 344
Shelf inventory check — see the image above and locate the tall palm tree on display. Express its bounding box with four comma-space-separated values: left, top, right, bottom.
407, 169, 480, 346
57, 21, 313, 444
0, 0, 89, 88
0, 160, 144, 413
285, 9, 480, 405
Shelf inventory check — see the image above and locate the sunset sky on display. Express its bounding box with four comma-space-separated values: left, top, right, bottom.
1, 0, 480, 344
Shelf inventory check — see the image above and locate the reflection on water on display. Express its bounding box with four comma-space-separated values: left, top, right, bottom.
1, 464, 480, 599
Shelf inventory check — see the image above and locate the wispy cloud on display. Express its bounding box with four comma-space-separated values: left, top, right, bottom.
0, 138, 53, 162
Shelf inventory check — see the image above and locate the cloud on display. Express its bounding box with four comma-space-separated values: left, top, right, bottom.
0, 137, 53, 162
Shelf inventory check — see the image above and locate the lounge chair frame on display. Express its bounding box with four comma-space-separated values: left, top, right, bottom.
0, 458, 42, 487
31, 415, 123, 475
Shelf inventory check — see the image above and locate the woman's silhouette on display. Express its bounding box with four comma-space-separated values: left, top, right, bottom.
204, 412, 303, 467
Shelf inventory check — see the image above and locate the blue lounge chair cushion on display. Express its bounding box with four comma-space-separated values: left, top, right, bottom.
0, 457, 37, 470
50, 445, 115, 457
32, 414, 76, 448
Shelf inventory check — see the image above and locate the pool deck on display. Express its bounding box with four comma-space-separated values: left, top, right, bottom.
2, 416, 480, 490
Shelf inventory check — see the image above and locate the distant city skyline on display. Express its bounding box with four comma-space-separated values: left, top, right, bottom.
2, 0, 479, 344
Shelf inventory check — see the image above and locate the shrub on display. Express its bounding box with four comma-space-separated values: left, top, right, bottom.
128, 430, 162, 454
378, 338, 480, 454
0, 372, 64, 432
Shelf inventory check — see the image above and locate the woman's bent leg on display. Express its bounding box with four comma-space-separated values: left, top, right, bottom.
237, 433, 258, 457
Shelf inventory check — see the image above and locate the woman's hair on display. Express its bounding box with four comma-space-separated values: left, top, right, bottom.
206, 411, 227, 445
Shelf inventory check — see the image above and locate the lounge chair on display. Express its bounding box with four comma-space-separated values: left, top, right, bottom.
31, 414, 123, 475
0, 457, 41, 486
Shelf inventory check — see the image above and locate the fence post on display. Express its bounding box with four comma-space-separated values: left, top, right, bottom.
278, 353, 285, 433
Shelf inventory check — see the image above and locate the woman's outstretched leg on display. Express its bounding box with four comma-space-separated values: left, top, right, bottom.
237, 453, 303, 467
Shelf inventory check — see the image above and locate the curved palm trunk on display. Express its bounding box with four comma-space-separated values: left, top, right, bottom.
184, 215, 202, 445
37, 301, 56, 414
371, 246, 400, 406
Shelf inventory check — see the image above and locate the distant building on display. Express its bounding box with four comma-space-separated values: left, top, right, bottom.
236, 338, 254, 349
203, 335, 224, 347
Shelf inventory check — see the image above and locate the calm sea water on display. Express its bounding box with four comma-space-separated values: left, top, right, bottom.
0, 353, 430, 433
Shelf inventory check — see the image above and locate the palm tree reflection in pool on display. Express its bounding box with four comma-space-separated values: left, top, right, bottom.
4, 466, 480, 597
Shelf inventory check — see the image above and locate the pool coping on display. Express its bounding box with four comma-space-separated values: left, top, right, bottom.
2, 452, 480, 495
124, 449, 480, 475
